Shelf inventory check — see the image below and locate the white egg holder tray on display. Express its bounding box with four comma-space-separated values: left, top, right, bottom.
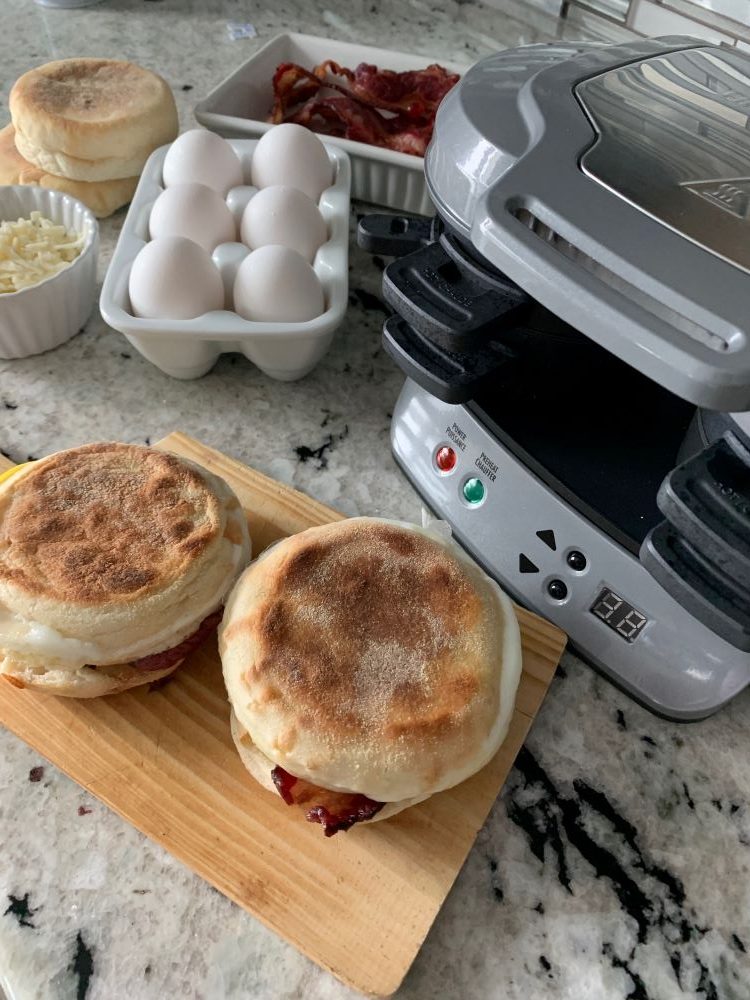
100, 138, 351, 381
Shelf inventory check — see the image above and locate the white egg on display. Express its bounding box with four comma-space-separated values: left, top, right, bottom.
129, 236, 224, 319
250, 124, 333, 201
162, 129, 244, 194
233, 245, 324, 322
149, 183, 236, 251
240, 185, 327, 262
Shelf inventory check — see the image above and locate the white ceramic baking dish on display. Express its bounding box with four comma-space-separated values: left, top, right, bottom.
99, 138, 350, 381
0, 186, 98, 359
194, 33, 467, 217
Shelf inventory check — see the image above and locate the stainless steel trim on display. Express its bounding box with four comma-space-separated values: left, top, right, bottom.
577, 46, 750, 273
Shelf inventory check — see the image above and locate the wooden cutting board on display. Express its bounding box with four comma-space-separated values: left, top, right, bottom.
0, 432, 566, 996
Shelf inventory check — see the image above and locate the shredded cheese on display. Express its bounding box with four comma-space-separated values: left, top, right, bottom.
0, 211, 84, 294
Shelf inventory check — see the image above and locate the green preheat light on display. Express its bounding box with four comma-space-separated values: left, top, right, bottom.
462, 477, 485, 504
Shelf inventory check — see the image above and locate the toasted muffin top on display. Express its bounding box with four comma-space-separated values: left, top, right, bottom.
0, 442, 222, 606
221, 518, 522, 802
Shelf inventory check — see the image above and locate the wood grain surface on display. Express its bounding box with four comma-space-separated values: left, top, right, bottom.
0, 433, 567, 996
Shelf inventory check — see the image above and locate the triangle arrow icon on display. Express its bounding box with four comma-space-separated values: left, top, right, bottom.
536, 529, 556, 551
519, 553, 539, 574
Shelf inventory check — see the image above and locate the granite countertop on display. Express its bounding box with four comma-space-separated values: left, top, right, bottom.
1, 2, 749, 999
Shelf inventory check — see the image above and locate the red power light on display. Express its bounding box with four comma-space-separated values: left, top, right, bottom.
435, 445, 457, 472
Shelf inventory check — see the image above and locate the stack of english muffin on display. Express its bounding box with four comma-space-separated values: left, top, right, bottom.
0, 58, 178, 217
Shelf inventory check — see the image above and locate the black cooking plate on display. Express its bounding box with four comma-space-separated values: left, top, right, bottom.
358, 213, 630, 406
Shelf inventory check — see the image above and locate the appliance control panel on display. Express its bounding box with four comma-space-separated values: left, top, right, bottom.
391, 380, 750, 719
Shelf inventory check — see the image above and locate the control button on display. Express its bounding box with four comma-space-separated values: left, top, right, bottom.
536, 529, 557, 551
566, 550, 587, 572
519, 554, 539, 574
547, 579, 568, 600
435, 445, 457, 473
463, 477, 485, 505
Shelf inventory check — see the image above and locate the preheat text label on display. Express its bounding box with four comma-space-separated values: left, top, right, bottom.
475, 451, 498, 482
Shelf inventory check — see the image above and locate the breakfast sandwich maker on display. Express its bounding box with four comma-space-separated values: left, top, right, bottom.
358, 36, 750, 720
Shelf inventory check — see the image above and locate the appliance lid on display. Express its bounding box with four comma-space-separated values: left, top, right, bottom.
425, 37, 750, 412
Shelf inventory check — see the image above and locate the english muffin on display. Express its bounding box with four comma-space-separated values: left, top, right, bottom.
9, 58, 178, 178
0, 124, 138, 218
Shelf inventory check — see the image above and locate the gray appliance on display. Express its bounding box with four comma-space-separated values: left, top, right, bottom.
357, 37, 750, 720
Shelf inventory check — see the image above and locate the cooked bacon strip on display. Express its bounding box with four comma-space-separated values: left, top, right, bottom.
271, 764, 384, 836
129, 609, 223, 671
285, 94, 434, 156
271, 61, 430, 121
268, 59, 460, 156
318, 60, 458, 117
269, 63, 322, 122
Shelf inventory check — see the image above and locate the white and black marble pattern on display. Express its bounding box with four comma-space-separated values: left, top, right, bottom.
1, 2, 749, 998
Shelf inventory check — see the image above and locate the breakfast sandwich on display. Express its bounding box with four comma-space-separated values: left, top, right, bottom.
220, 517, 521, 836
0, 443, 251, 697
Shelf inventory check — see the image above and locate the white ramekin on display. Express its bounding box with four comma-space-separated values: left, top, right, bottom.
0, 186, 99, 360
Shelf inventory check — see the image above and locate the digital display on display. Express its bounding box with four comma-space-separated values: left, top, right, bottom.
590, 588, 648, 643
